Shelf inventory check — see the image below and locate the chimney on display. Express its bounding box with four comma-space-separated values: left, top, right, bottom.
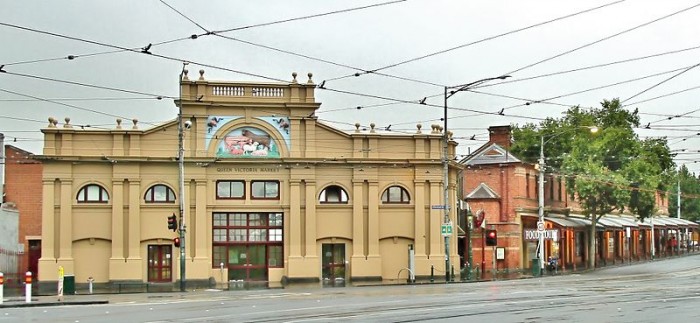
488, 125, 511, 148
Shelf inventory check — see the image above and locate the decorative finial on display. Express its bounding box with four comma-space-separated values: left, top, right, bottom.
199, 69, 205, 80
307, 72, 314, 84
447, 130, 453, 140
52, 118, 58, 126
116, 118, 122, 129
416, 124, 422, 134
64, 117, 72, 128
370, 123, 376, 133
132, 118, 139, 129
355, 123, 360, 133
292, 72, 298, 83
182, 69, 189, 81
48, 117, 56, 128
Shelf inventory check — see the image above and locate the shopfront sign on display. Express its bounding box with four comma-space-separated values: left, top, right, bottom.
524, 229, 558, 241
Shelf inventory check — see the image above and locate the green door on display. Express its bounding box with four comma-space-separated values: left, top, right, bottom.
228, 245, 267, 281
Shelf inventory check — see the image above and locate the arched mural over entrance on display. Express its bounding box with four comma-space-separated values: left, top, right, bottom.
205, 116, 291, 159
217, 126, 279, 158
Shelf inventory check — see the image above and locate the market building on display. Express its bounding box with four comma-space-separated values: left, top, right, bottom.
36, 71, 463, 291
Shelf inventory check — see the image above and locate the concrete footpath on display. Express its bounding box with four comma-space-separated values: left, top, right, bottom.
0, 294, 110, 308
0, 289, 229, 308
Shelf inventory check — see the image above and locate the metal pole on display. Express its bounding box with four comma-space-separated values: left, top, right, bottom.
467, 213, 473, 280
443, 86, 451, 283
650, 216, 655, 260
538, 136, 545, 275
677, 173, 681, 255
178, 63, 188, 292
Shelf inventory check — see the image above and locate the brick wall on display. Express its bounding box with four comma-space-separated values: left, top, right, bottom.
4, 145, 42, 275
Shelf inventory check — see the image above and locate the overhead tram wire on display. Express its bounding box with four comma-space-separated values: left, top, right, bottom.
2, 0, 409, 67
0, 22, 290, 83
318, 86, 545, 122
472, 44, 700, 90
465, 64, 700, 114
324, 0, 625, 82
623, 84, 700, 107
212, 0, 409, 34
504, 2, 700, 76
2, 71, 174, 99
621, 61, 700, 104
0, 88, 158, 125
0, 97, 167, 102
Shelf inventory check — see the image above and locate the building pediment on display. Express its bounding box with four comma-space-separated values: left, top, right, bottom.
461, 143, 520, 166
465, 182, 500, 199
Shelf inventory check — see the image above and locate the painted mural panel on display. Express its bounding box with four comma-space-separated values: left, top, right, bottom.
205, 116, 291, 159
216, 127, 280, 158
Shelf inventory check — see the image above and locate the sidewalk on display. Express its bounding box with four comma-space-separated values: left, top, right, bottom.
0, 294, 109, 308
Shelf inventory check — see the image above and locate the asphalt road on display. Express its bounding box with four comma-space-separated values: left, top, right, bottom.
2, 255, 700, 322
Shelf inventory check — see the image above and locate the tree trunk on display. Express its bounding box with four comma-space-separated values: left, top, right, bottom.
587, 207, 597, 269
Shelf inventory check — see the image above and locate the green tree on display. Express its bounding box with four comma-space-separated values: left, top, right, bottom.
669, 165, 700, 222
511, 98, 674, 269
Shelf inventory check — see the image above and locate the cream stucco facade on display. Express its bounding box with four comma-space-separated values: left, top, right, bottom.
37, 71, 461, 288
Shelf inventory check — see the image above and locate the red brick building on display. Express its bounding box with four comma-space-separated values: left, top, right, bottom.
459, 125, 697, 278
4, 145, 42, 279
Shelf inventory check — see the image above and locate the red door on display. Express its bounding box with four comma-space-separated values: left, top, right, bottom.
148, 245, 172, 282
28, 240, 41, 280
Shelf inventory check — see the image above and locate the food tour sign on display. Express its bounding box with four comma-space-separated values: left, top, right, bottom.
524, 229, 559, 241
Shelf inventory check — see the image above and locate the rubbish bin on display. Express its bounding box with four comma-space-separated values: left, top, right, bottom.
64, 275, 75, 295
531, 259, 541, 277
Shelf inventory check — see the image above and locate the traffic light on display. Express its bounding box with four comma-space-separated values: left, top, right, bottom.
173, 237, 181, 248
167, 213, 178, 232
486, 230, 497, 246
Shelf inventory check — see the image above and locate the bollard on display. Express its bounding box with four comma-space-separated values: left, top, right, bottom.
0, 272, 4, 305
450, 265, 455, 282
430, 265, 434, 283
88, 277, 94, 294
25, 271, 32, 303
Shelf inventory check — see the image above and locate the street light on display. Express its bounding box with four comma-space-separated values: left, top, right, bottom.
537, 126, 598, 275
443, 75, 510, 282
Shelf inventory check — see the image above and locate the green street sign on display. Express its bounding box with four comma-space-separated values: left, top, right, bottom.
441, 224, 453, 236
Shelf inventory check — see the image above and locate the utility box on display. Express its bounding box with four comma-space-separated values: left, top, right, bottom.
531, 259, 541, 277
64, 275, 75, 294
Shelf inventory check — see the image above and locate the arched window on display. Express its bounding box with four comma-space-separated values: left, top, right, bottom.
381, 185, 410, 204
319, 185, 348, 203
144, 184, 176, 203
76, 184, 109, 203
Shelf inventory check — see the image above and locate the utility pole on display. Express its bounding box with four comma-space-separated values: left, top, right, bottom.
442, 87, 451, 283
177, 62, 188, 292
442, 75, 510, 283
537, 136, 546, 276
677, 170, 681, 255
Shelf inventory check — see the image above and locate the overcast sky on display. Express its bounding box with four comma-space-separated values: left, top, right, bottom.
2, 0, 700, 170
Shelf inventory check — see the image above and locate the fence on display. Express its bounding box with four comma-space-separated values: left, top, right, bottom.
0, 247, 23, 295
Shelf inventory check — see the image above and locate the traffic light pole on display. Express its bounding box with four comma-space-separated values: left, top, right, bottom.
177, 63, 188, 292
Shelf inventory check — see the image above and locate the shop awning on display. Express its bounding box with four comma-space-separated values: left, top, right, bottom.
604, 215, 639, 228
598, 216, 623, 229
653, 217, 678, 228
568, 215, 606, 230
546, 215, 587, 228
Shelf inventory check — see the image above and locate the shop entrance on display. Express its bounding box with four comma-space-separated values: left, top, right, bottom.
228, 245, 267, 281
147, 245, 172, 282
321, 244, 346, 284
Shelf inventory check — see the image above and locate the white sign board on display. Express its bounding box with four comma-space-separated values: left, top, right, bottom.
524, 229, 558, 242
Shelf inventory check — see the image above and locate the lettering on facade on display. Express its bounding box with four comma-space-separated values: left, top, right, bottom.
216, 167, 281, 173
